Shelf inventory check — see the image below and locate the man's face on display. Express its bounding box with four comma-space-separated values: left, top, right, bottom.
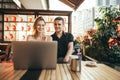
54, 20, 64, 33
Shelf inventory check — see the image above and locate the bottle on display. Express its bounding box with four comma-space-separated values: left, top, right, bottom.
77, 49, 82, 72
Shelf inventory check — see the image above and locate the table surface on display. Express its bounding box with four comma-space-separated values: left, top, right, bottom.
0, 61, 120, 80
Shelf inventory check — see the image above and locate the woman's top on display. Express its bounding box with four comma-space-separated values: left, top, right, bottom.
27, 35, 52, 41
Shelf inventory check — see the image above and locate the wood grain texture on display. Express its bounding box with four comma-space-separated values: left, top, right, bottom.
0, 61, 119, 80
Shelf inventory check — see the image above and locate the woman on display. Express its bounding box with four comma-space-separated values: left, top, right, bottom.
27, 16, 52, 41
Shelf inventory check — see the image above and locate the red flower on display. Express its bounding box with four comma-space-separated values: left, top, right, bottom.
108, 38, 119, 48
113, 16, 120, 22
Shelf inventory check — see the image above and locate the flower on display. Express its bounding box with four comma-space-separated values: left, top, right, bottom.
108, 25, 120, 48
87, 29, 97, 36
108, 38, 117, 48
74, 36, 81, 45
112, 16, 120, 22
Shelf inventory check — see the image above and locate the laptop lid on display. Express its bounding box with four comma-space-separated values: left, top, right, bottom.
12, 41, 57, 70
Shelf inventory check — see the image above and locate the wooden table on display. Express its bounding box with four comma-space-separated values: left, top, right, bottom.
0, 61, 120, 80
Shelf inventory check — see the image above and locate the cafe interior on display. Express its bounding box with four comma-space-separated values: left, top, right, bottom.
0, 0, 120, 80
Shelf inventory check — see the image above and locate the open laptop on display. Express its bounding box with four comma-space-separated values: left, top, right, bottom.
12, 41, 57, 70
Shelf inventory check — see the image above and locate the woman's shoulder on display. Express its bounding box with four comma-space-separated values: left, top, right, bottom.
26, 35, 34, 41
27, 35, 34, 38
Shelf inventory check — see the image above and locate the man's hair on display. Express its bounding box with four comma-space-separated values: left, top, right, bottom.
54, 17, 64, 25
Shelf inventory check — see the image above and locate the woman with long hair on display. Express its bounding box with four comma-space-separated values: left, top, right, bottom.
27, 16, 52, 41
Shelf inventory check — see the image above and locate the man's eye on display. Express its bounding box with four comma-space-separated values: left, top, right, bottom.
58, 24, 61, 26
54, 24, 61, 26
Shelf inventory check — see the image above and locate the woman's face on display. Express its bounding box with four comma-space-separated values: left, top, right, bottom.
36, 20, 46, 33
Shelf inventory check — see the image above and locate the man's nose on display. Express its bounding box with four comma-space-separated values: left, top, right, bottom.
56, 24, 61, 27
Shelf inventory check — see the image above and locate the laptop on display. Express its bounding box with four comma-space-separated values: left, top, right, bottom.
12, 41, 57, 70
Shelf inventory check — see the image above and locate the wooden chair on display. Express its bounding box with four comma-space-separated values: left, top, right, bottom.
0, 44, 11, 62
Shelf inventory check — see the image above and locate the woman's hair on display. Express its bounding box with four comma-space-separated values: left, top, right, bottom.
32, 16, 46, 38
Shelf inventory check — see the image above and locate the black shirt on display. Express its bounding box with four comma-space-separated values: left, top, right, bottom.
51, 32, 74, 58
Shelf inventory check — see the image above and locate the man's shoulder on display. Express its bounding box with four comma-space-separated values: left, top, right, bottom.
51, 32, 56, 37
64, 32, 74, 41
64, 32, 73, 36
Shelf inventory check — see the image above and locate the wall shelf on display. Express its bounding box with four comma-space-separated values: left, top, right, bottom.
0, 9, 72, 42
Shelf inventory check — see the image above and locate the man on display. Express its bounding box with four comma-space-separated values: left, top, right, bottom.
51, 17, 74, 62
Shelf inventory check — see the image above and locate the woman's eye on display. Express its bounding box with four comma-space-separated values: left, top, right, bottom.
37, 24, 45, 27
42, 24, 45, 26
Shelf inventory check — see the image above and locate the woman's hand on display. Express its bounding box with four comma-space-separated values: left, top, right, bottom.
47, 36, 53, 41
42, 35, 47, 41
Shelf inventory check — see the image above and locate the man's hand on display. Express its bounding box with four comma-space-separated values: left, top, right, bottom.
63, 56, 70, 62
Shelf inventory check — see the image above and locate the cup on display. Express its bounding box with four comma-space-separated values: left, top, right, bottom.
70, 55, 81, 72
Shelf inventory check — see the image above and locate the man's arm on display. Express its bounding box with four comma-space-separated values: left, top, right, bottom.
63, 42, 73, 62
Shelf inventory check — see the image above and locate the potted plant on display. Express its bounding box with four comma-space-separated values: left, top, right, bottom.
87, 6, 120, 63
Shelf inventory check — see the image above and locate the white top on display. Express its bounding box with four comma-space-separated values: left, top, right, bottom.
27, 35, 52, 41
